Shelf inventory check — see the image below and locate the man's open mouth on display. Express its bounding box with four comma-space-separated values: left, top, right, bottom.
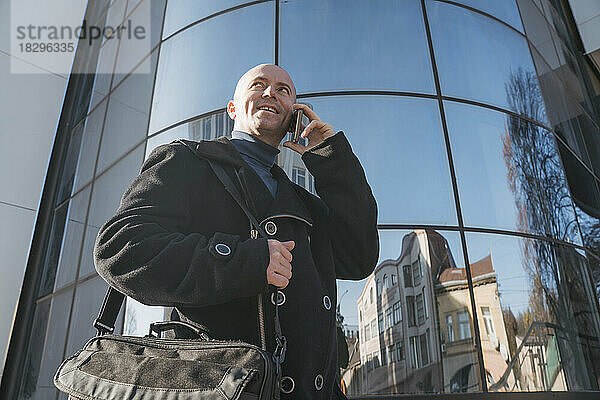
257, 105, 278, 114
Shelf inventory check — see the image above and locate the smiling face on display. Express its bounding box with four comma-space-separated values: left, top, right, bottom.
227, 64, 296, 147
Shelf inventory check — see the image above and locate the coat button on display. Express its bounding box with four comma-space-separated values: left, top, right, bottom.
214, 243, 231, 256
281, 376, 295, 394
323, 295, 331, 310
265, 221, 277, 236
314, 374, 324, 390
271, 290, 286, 306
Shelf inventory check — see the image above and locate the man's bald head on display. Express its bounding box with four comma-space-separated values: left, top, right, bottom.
233, 64, 296, 102
227, 64, 297, 147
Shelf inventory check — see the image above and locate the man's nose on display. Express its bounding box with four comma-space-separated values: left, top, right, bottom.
262, 85, 276, 98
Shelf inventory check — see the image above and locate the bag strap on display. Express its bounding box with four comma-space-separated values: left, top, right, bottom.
93, 287, 125, 335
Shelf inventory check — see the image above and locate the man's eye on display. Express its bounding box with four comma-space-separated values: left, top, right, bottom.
251, 82, 264, 88
279, 87, 290, 94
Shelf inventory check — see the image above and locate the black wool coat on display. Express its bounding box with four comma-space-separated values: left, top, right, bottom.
94, 131, 379, 399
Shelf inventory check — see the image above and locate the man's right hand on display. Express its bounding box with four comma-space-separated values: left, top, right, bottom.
267, 240, 294, 289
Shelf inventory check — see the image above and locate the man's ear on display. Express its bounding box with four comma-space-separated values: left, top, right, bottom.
227, 101, 236, 119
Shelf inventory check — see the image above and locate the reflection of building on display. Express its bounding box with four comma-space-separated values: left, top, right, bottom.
346, 230, 516, 395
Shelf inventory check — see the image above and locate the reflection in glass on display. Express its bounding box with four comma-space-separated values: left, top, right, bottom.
36, 289, 73, 397
97, 50, 158, 173
149, 2, 274, 134
301, 96, 457, 225
72, 100, 108, 193
466, 233, 600, 391
448, 0, 524, 32
529, 45, 594, 169
279, 0, 434, 94
445, 101, 580, 244
66, 276, 124, 355
145, 110, 234, 158
38, 204, 69, 297
162, 0, 253, 39
426, 0, 547, 124
338, 230, 481, 395
17, 300, 50, 400
112, 0, 165, 87
124, 298, 166, 336
54, 187, 91, 290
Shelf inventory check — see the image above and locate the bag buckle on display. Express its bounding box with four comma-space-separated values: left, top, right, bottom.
93, 319, 114, 336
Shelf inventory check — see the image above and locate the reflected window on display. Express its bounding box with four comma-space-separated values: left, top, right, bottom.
407, 295, 416, 327
458, 311, 471, 340
481, 306, 496, 337
404, 265, 413, 288
301, 96, 457, 225
149, 2, 274, 134
383, 274, 389, 290
392, 274, 397, 286
393, 301, 402, 324
446, 314, 455, 342
378, 313, 384, 334
413, 259, 422, 286
376, 279, 381, 295
416, 293, 426, 325
396, 341, 405, 361
280, 0, 434, 94
385, 307, 393, 330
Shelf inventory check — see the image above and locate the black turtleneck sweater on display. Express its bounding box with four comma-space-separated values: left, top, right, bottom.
230, 130, 280, 198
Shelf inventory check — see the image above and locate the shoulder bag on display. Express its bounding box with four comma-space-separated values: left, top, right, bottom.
54, 155, 287, 400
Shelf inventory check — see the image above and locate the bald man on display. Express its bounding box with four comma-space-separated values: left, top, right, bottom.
94, 64, 379, 399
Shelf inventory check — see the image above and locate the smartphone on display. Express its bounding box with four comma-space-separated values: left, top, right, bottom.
289, 109, 304, 143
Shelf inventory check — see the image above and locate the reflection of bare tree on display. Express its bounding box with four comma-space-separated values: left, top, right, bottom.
501, 67, 600, 389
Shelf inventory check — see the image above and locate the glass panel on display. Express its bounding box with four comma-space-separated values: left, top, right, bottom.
38, 204, 69, 297
465, 233, 600, 391
56, 121, 85, 204
89, 38, 119, 111
54, 187, 91, 290
17, 300, 50, 400
74, 100, 108, 193
297, 96, 456, 225
529, 45, 593, 168
426, 0, 547, 124
448, 0, 524, 32
96, 50, 158, 174
149, 2, 274, 134
162, 0, 254, 39
145, 110, 233, 159
112, 0, 165, 87
124, 298, 166, 336
339, 229, 481, 395
65, 276, 125, 356
36, 289, 73, 398
279, 0, 434, 95
88, 144, 145, 235
516, 0, 560, 71
445, 101, 581, 244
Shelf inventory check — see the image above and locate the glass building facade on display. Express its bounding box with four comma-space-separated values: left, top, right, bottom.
4, 0, 600, 398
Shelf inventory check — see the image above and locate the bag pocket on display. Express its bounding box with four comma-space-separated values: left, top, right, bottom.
55, 350, 256, 400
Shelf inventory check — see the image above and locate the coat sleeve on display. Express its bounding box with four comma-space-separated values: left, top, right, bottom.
301, 132, 379, 280
93, 143, 270, 307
